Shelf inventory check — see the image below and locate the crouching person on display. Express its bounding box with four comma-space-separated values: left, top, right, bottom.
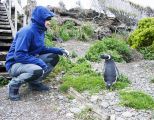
5, 6, 69, 101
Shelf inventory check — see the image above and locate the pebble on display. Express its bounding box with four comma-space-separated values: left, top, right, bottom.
100, 101, 109, 108
90, 95, 98, 103
66, 113, 74, 118
122, 111, 133, 117
70, 108, 81, 114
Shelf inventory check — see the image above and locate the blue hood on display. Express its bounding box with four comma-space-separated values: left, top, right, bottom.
31, 6, 55, 31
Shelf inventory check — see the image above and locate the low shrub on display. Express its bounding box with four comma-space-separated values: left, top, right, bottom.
0, 77, 8, 87
128, 17, 154, 60
139, 43, 154, 60
85, 37, 132, 62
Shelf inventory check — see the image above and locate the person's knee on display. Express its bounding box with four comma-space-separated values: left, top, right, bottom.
29, 65, 43, 80
33, 69, 43, 79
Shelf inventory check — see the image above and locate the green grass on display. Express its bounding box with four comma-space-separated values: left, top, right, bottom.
60, 74, 105, 93
59, 58, 105, 93
71, 50, 78, 58
46, 56, 131, 93
46, 56, 130, 93
47, 57, 75, 79
85, 37, 132, 62
120, 91, 154, 109
112, 74, 131, 90
139, 46, 154, 60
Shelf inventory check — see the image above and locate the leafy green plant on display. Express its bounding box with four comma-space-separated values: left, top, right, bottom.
139, 44, 154, 60
47, 20, 94, 42
85, 37, 132, 62
128, 17, 154, 60
77, 22, 94, 41
120, 91, 154, 109
112, 74, 131, 90
0, 77, 8, 86
48, 57, 75, 78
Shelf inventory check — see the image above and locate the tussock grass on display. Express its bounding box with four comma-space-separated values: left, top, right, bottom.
60, 58, 105, 93
120, 91, 154, 109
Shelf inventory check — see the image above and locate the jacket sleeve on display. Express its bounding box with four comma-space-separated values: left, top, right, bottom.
40, 46, 63, 55
14, 29, 47, 69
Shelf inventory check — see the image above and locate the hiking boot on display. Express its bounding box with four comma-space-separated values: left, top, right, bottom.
29, 83, 50, 91
8, 84, 20, 101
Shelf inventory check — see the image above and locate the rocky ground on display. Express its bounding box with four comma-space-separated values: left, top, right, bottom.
0, 40, 154, 120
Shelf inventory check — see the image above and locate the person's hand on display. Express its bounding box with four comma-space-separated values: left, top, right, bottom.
60, 48, 70, 58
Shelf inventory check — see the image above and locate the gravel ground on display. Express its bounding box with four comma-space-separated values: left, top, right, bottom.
0, 40, 154, 120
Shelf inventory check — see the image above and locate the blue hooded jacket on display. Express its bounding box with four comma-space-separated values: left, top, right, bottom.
5, 6, 63, 71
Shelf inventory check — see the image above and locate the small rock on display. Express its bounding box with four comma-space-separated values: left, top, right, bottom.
122, 111, 133, 117
110, 101, 117, 106
100, 101, 109, 108
114, 107, 124, 112
90, 95, 98, 103
71, 99, 77, 105
66, 113, 74, 118
58, 95, 64, 100
70, 108, 81, 114
110, 114, 116, 120
116, 117, 125, 120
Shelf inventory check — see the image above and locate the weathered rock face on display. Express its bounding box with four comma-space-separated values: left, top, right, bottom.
49, 6, 133, 39
94, 26, 112, 39
48, 6, 135, 39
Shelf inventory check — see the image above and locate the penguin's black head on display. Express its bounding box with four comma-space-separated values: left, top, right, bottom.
100, 54, 111, 60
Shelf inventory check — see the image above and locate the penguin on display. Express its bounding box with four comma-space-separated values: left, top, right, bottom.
100, 54, 119, 89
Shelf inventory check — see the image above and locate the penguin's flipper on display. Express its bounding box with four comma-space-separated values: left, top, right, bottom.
102, 62, 106, 74
115, 65, 120, 76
